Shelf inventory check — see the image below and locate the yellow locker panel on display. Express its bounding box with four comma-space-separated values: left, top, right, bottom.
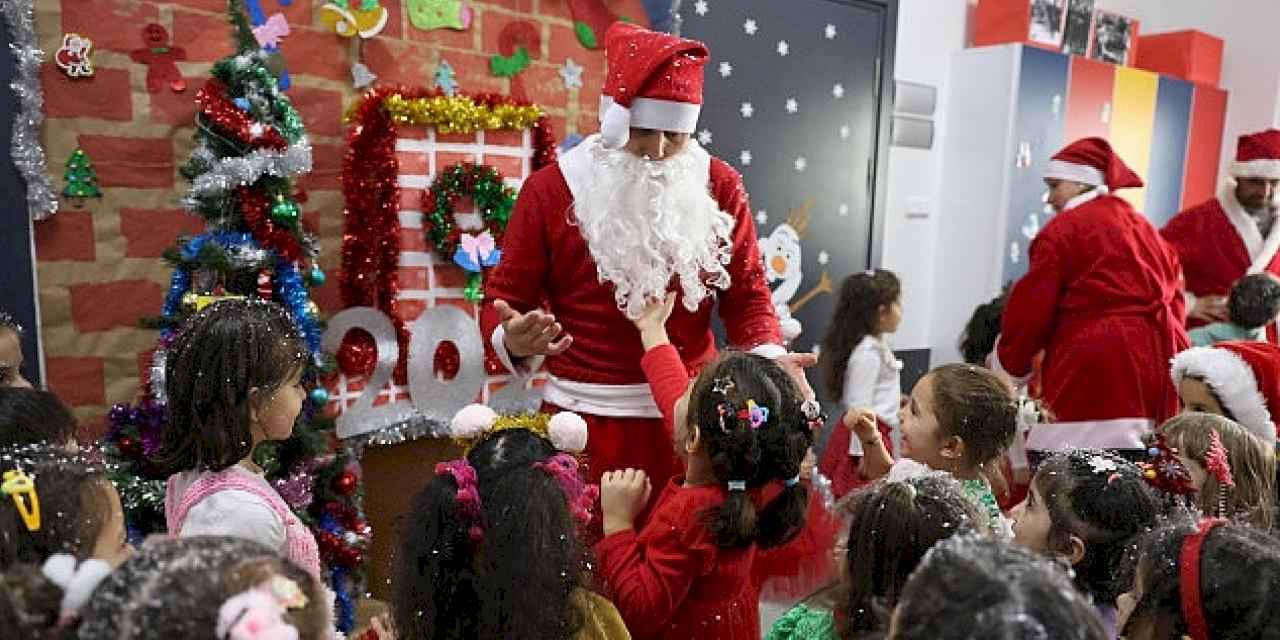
1109, 67, 1159, 209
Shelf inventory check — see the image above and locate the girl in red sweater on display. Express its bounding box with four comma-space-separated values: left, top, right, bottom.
596, 294, 819, 640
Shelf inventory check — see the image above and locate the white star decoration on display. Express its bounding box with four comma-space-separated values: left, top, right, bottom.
839, 125, 851, 139
739, 149, 753, 166
755, 210, 768, 224
559, 58, 583, 89
718, 61, 733, 77
740, 102, 754, 118
248, 122, 266, 138
743, 18, 758, 35
832, 83, 845, 99
777, 40, 789, 56
697, 129, 713, 146
693, 0, 708, 16
838, 203, 849, 216
785, 98, 798, 114
794, 157, 807, 172
818, 251, 830, 265
825, 24, 837, 39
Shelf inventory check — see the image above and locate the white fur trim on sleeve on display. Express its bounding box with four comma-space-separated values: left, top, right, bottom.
490, 323, 546, 378
750, 343, 787, 358
1171, 347, 1277, 444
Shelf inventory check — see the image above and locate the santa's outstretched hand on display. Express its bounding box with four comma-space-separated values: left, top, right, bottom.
495, 299, 573, 358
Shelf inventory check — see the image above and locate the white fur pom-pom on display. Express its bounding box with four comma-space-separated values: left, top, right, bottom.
599, 103, 631, 149
548, 411, 589, 453
451, 403, 498, 439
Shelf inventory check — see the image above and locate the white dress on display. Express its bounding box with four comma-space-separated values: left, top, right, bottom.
840, 335, 902, 455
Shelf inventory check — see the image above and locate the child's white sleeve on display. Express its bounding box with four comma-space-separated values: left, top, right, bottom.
179, 490, 287, 551
842, 346, 880, 456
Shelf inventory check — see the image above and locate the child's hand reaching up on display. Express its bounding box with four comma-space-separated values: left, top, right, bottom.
633, 292, 677, 350
843, 408, 881, 444
601, 468, 652, 535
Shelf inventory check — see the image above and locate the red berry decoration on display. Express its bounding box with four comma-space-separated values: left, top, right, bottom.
334, 470, 358, 496
336, 329, 377, 377
118, 436, 139, 458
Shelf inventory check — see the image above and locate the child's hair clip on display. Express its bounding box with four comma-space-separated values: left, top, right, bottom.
1140, 433, 1196, 496
712, 376, 735, 396
449, 403, 588, 453
739, 399, 768, 429
1204, 430, 1236, 489
2, 469, 41, 532
435, 458, 485, 544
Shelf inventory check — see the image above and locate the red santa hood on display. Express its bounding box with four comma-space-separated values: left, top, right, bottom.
1230, 129, 1280, 180
598, 22, 709, 149
1171, 341, 1280, 445
1043, 137, 1144, 193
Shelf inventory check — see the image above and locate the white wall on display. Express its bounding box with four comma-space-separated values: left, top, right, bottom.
883, 0, 1280, 361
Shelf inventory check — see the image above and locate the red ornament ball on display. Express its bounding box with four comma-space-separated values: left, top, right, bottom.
334, 470, 358, 496
337, 329, 377, 377
338, 546, 363, 568
118, 436, 139, 458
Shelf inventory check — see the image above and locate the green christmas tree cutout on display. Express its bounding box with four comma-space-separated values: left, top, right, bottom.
62, 147, 103, 205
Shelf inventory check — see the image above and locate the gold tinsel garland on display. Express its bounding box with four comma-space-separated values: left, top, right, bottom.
369, 94, 544, 134
458, 412, 552, 451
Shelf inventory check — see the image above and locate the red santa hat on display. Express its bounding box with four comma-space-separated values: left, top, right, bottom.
1171, 341, 1280, 445
1229, 129, 1280, 180
597, 22, 709, 149
1043, 137, 1144, 192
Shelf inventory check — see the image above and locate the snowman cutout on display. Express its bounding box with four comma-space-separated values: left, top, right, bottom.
759, 200, 814, 342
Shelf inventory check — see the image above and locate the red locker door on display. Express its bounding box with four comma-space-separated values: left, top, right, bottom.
1064, 56, 1116, 142
1182, 85, 1228, 207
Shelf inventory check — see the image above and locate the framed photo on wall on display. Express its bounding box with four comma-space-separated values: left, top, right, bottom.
1090, 10, 1135, 64
1029, 0, 1067, 47
1060, 0, 1094, 55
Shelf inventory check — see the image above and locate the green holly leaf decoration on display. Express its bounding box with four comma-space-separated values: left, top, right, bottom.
575, 21, 598, 49
489, 46, 530, 78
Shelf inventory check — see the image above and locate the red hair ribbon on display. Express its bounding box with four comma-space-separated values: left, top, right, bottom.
435, 459, 484, 543
1180, 517, 1227, 640
534, 453, 599, 528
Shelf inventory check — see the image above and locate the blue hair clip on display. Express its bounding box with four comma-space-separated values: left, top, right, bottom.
784, 475, 800, 488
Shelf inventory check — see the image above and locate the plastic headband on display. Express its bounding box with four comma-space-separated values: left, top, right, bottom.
1180, 518, 1227, 640
40, 554, 112, 628
2, 469, 40, 531
534, 453, 600, 528
435, 459, 485, 544
216, 577, 308, 640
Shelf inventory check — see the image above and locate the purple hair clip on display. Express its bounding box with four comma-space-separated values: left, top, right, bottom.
435, 459, 485, 543
535, 453, 599, 528
736, 399, 769, 429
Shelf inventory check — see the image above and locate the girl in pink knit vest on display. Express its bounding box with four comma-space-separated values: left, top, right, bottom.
155, 299, 321, 580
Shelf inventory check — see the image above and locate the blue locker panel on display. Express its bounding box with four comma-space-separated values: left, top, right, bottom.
1144, 77, 1194, 228
1003, 47, 1069, 283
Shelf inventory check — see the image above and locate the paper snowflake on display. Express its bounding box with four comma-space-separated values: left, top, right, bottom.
825, 24, 837, 39
694, 0, 708, 16
818, 250, 830, 265
740, 102, 754, 118
838, 203, 849, 216
794, 157, 807, 172
777, 40, 790, 56
740, 149, 753, 166
744, 18, 758, 35
832, 83, 845, 98
755, 210, 767, 224
697, 129, 713, 146
1088, 456, 1119, 475
718, 61, 733, 77
785, 97, 798, 114
560, 58, 584, 89
839, 125, 851, 139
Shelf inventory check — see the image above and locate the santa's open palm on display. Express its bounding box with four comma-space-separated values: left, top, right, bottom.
495, 299, 573, 358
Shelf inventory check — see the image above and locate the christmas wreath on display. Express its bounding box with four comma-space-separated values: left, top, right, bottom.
424, 162, 517, 301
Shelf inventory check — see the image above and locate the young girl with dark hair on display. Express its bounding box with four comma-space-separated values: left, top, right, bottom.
392, 409, 627, 640
155, 298, 320, 579
817, 270, 902, 498
0, 312, 32, 389
1010, 449, 1160, 636
848, 363, 1019, 534
0, 388, 79, 450
766, 474, 986, 640
889, 534, 1109, 640
1160, 412, 1276, 529
1117, 519, 1280, 639
595, 294, 820, 639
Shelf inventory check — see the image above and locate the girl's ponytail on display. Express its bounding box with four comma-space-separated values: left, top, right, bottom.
757, 424, 812, 549
705, 429, 761, 548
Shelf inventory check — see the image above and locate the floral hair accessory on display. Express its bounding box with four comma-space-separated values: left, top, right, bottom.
1141, 433, 1195, 496
216, 586, 300, 640
738, 399, 769, 429
40, 554, 111, 627
1204, 430, 1235, 489
435, 459, 485, 543
535, 453, 599, 527
2, 469, 40, 532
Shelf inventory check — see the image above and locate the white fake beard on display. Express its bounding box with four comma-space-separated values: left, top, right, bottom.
573, 140, 736, 319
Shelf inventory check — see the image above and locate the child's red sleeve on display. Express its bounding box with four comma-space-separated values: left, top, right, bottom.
641, 344, 692, 437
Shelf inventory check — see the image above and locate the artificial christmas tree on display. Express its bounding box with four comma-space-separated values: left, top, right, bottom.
104, 1, 369, 632
62, 147, 103, 205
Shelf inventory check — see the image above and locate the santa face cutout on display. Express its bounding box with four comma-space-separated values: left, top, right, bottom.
1044, 178, 1090, 212
623, 128, 691, 161
1178, 376, 1228, 417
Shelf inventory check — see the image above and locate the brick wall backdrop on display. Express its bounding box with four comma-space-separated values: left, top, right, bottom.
31, 0, 643, 436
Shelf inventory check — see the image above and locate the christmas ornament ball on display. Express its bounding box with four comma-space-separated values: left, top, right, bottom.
334, 470, 358, 496
310, 387, 329, 405
308, 267, 327, 286
270, 197, 300, 224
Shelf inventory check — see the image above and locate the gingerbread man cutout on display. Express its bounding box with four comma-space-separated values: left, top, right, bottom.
130, 24, 187, 93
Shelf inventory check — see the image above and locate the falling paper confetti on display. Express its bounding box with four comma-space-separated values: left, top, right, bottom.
817, 250, 830, 265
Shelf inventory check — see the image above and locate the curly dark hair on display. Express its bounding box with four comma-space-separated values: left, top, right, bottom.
1122, 520, 1280, 640
820, 270, 901, 399
927, 364, 1018, 469
0, 446, 111, 571
153, 298, 305, 475
1032, 450, 1160, 604
835, 475, 985, 638
958, 287, 1009, 365
685, 352, 814, 549
892, 534, 1109, 640
393, 429, 593, 640
1228, 273, 1280, 330
76, 536, 328, 640
0, 563, 67, 640
0, 389, 78, 449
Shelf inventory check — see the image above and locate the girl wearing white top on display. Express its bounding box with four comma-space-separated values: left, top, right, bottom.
816, 270, 903, 498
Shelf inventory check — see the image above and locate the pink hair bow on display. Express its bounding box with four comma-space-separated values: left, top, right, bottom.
535, 453, 599, 527
436, 459, 485, 543
253, 13, 290, 49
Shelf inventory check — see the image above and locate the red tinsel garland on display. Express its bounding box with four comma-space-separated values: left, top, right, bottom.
195, 80, 289, 150
339, 85, 556, 379
240, 186, 303, 261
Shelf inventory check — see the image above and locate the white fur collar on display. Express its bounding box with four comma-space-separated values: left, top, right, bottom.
1220, 182, 1265, 258
1062, 187, 1106, 212
558, 134, 713, 206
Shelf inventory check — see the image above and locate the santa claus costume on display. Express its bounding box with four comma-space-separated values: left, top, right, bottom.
992, 137, 1190, 454
1170, 341, 1280, 446
1162, 129, 1280, 329
480, 23, 782, 496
